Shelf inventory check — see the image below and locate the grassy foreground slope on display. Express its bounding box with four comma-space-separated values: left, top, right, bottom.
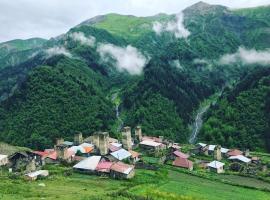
1, 166, 270, 200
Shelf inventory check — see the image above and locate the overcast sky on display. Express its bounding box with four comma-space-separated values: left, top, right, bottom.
0, 0, 269, 42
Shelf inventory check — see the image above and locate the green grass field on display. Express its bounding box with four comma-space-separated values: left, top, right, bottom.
1, 164, 270, 200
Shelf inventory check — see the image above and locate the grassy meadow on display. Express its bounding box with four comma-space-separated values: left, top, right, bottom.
1, 164, 270, 200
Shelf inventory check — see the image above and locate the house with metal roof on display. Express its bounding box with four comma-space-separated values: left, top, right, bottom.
173, 157, 193, 171
227, 149, 243, 157
229, 155, 251, 163
73, 156, 101, 173
207, 160, 225, 173
110, 162, 135, 179
110, 149, 131, 161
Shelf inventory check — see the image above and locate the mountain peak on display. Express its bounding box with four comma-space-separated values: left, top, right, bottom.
184, 1, 228, 16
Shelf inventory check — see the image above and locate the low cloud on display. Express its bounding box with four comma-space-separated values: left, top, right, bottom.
70, 32, 96, 47
97, 43, 148, 75
219, 47, 270, 66
45, 46, 72, 58
152, 12, 190, 38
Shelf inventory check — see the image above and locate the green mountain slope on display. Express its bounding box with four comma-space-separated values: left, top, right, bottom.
0, 57, 115, 149
200, 67, 270, 152
0, 2, 270, 149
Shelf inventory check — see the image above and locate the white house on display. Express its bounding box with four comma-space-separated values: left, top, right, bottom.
207, 160, 225, 173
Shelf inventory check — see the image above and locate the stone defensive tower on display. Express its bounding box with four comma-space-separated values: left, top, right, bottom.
99, 132, 109, 155
135, 126, 142, 142
74, 132, 83, 145
55, 144, 69, 160
214, 145, 222, 161
122, 126, 132, 150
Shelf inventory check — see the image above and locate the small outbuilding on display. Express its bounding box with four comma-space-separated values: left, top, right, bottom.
207, 160, 225, 173
24, 170, 49, 181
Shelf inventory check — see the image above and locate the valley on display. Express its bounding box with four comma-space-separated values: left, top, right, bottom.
0, 1, 270, 200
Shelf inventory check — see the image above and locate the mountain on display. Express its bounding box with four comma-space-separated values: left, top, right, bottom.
200, 67, 270, 152
0, 38, 47, 69
0, 2, 269, 149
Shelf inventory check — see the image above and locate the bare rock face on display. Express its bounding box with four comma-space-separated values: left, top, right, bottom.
76, 15, 107, 27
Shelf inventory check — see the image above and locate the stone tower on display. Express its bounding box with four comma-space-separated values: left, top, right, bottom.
92, 132, 100, 148
99, 132, 109, 155
55, 144, 69, 160
135, 126, 142, 142
56, 138, 64, 146
214, 145, 222, 161
74, 132, 83, 145
122, 126, 132, 150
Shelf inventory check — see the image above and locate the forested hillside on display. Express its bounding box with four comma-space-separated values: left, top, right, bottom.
200, 67, 270, 152
0, 57, 115, 149
0, 2, 270, 149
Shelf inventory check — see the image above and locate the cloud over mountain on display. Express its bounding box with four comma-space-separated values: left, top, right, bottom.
219, 47, 270, 65
70, 32, 96, 47
45, 46, 72, 58
152, 12, 190, 38
97, 44, 148, 75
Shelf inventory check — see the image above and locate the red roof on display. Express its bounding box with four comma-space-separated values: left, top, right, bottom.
46, 151, 57, 160
173, 157, 193, 169
111, 162, 134, 174
109, 144, 121, 152
96, 161, 113, 172
173, 151, 189, 159
142, 136, 162, 143
227, 149, 243, 156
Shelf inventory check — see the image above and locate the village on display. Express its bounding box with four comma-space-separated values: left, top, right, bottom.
0, 126, 268, 182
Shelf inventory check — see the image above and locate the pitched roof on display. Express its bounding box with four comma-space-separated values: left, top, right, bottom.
229, 155, 251, 163
109, 144, 121, 152
208, 145, 216, 151
111, 143, 122, 148
96, 161, 113, 172
207, 160, 225, 169
173, 151, 189, 159
110, 162, 134, 175
221, 147, 229, 153
110, 149, 131, 160
227, 149, 243, 156
197, 143, 207, 147
73, 156, 101, 170
79, 143, 94, 153
46, 151, 57, 160
173, 157, 193, 169
142, 136, 162, 143
140, 140, 162, 147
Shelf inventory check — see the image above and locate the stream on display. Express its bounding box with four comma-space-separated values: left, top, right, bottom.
188, 105, 210, 144
112, 92, 124, 132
